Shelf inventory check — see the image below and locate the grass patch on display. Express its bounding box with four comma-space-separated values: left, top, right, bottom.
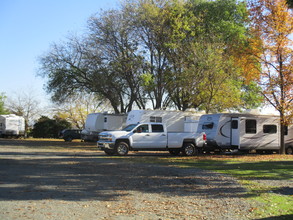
121, 154, 293, 219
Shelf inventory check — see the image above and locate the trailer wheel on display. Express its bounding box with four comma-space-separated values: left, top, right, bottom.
115, 141, 129, 156
182, 143, 197, 156
286, 146, 293, 155
169, 149, 181, 156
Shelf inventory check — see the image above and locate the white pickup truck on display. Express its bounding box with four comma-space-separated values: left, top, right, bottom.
97, 122, 206, 156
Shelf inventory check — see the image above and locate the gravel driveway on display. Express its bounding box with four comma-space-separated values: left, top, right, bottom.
0, 140, 253, 220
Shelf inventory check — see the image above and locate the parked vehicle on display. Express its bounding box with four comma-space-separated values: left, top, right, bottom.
81, 113, 127, 142
196, 113, 293, 154
126, 110, 201, 132
60, 129, 82, 142
0, 114, 25, 138
98, 122, 206, 156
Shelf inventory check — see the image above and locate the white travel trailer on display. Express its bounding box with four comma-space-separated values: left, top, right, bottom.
0, 114, 25, 138
197, 113, 293, 154
81, 113, 127, 141
126, 110, 201, 132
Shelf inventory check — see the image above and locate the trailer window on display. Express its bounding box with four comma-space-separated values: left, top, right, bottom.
151, 124, 164, 133
231, 120, 238, 129
263, 125, 277, 134
285, 126, 288, 135
104, 117, 107, 123
245, 120, 256, 134
150, 116, 162, 123
202, 122, 214, 130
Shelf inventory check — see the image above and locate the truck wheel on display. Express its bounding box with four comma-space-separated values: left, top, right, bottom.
115, 141, 129, 156
182, 143, 197, 156
104, 149, 115, 156
64, 136, 73, 142
286, 147, 293, 155
169, 149, 181, 156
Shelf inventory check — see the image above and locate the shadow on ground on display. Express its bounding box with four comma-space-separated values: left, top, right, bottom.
0, 143, 248, 202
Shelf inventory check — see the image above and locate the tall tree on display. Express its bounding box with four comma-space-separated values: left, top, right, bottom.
248, 0, 293, 154
163, 0, 262, 112
53, 93, 111, 129
129, 0, 174, 109
0, 93, 10, 114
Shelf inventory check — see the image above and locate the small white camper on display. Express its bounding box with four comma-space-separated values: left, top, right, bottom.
0, 114, 25, 138
197, 113, 293, 154
126, 110, 201, 132
81, 113, 127, 141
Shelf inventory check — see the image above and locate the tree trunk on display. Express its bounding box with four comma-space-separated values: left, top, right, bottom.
280, 113, 286, 154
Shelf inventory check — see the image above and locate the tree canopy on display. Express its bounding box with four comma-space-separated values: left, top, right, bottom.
248, 0, 293, 154
0, 93, 9, 115
39, 0, 263, 113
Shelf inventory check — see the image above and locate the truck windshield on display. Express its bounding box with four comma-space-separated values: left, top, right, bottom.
122, 124, 137, 131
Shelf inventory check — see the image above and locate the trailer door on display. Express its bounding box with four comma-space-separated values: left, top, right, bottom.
231, 117, 240, 148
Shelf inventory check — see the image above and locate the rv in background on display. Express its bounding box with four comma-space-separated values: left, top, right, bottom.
197, 113, 293, 154
81, 113, 127, 141
126, 110, 201, 132
0, 114, 25, 138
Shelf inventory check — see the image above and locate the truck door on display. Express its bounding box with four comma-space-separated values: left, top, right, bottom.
131, 124, 152, 148
231, 117, 240, 148
149, 124, 167, 148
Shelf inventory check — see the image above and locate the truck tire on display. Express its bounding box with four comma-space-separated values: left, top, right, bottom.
169, 149, 181, 156
182, 143, 197, 156
115, 141, 129, 156
64, 136, 73, 142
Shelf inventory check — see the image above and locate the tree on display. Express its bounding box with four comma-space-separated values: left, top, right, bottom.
0, 93, 10, 114
32, 116, 71, 138
162, 0, 262, 112
248, 0, 293, 154
53, 93, 112, 129
5, 89, 44, 131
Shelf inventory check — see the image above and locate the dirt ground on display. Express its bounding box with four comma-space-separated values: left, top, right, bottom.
0, 139, 255, 219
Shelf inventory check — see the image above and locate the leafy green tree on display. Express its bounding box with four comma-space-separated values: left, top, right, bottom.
32, 116, 71, 138
0, 93, 10, 114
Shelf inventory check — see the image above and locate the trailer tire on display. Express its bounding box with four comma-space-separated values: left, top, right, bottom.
169, 149, 181, 156
115, 141, 129, 156
286, 146, 293, 155
182, 143, 197, 156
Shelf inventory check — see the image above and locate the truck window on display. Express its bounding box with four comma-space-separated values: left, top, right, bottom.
151, 124, 164, 133
137, 124, 149, 133
246, 119, 256, 134
150, 116, 162, 123
263, 125, 277, 134
202, 122, 214, 130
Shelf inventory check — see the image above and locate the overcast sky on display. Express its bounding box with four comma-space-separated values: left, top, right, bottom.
0, 0, 119, 107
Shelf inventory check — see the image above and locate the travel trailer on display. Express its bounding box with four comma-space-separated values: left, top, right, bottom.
81, 113, 127, 141
126, 110, 201, 132
197, 113, 293, 154
0, 114, 25, 138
